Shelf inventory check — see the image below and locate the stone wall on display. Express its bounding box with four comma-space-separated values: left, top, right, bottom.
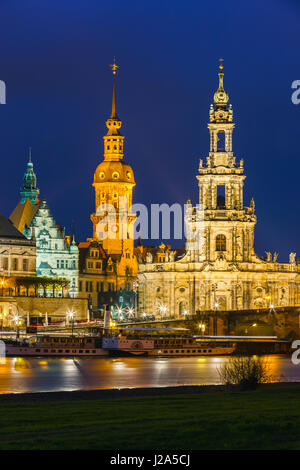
15, 296, 89, 321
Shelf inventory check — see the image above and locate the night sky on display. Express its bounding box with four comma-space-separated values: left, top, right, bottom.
0, 0, 299, 260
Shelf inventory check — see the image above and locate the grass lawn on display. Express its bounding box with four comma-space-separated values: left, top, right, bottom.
0, 386, 300, 450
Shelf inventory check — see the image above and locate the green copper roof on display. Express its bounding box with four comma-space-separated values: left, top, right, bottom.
20, 149, 40, 204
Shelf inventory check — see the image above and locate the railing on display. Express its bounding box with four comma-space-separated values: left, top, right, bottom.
0, 288, 75, 298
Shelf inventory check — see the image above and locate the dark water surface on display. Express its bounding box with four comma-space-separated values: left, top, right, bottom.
0, 355, 298, 394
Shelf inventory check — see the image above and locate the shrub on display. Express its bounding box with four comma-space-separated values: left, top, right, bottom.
217, 355, 271, 391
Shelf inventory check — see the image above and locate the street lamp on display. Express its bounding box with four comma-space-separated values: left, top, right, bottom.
133, 281, 139, 315
68, 310, 75, 336
14, 315, 22, 340
159, 304, 167, 319
116, 307, 123, 321
127, 306, 134, 318
199, 323, 206, 335
213, 300, 219, 336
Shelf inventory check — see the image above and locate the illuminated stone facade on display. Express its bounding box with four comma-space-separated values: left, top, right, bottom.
138, 65, 300, 316
25, 199, 79, 296
10, 156, 79, 296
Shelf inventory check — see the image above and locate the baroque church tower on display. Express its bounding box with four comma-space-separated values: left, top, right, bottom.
91, 62, 136, 257
186, 61, 257, 264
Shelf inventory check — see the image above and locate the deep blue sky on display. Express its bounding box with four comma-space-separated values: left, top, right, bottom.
0, 0, 299, 261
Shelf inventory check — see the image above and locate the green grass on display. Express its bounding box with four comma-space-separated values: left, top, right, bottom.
1, 387, 300, 449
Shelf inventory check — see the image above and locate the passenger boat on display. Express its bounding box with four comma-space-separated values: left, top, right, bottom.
102, 330, 236, 356
149, 337, 235, 356
4, 334, 108, 357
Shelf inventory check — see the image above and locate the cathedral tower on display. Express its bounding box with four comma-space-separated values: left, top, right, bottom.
190, 60, 257, 264
91, 62, 136, 256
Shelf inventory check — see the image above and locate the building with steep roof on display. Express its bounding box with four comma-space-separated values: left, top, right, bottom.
10, 154, 79, 297
0, 213, 36, 278
10, 150, 40, 234
24, 198, 79, 296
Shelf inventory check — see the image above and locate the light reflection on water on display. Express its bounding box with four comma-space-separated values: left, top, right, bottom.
0, 355, 298, 394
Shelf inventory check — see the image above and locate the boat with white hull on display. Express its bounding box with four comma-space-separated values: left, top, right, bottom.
4, 335, 108, 357
102, 334, 235, 357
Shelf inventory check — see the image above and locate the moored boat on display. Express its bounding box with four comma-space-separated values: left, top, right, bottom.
4, 334, 108, 357
102, 328, 236, 356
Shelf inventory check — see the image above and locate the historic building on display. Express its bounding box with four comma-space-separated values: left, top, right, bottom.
24, 198, 79, 296
138, 64, 300, 316
10, 153, 79, 296
0, 213, 36, 324
0, 213, 36, 279
79, 63, 138, 312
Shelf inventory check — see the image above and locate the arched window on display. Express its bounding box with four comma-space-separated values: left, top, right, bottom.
216, 234, 226, 251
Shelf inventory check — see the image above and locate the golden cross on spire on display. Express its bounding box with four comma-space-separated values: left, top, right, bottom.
219, 57, 224, 71
110, 57, 119, 75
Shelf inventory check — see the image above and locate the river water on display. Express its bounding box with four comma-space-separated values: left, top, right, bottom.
0, 355, 299, 394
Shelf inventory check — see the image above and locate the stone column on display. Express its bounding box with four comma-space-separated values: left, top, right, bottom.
212, 184, 217, 209
206, 228, 210, 261
239, 183, 243, 209
232, 227, 236, 261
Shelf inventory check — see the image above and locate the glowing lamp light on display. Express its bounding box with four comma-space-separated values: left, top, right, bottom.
68, 310, 74, 319
127, 307, 134, 317
159, 305, 167, 315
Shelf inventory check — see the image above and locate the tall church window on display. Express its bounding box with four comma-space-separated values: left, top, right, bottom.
217, 131, 225, 151
22, 259, 28, 272
217, 185, 225, 208
216, 234, 226, 251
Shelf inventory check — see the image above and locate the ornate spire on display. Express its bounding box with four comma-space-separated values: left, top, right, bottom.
213, 58, 229, 108
103, 60, 124, 161
20, 148, 39, 204
110, 58, 119, 119
105, 59, 122, 139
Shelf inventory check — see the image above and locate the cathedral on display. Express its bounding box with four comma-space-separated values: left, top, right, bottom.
138, 64, 300, 316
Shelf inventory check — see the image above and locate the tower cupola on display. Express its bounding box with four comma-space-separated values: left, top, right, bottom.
20, 148, 39, 204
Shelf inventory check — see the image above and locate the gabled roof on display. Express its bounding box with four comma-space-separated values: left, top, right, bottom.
10, 197, 39, 233
0, 213, 28, 240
